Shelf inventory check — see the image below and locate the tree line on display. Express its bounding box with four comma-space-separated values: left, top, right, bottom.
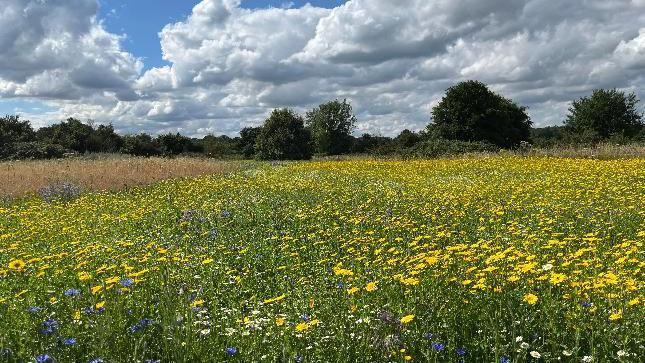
1, 80, 643, 161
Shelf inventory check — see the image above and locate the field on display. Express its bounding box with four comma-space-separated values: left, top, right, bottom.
0, 156, 243, 198
0, 157, 643, 362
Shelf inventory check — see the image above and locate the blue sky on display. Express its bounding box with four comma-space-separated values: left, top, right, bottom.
99, 0, 346, 70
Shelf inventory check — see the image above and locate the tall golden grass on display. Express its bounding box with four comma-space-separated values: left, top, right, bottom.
0, 156, 245, 198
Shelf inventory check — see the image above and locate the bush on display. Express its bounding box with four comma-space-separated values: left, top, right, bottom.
121, 134, 161, 157
0, 142, 68, 160
255, 108, 312, 160
408, 138, 499, 158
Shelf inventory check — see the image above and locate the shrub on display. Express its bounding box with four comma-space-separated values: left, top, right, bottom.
408, 138, 499, 158
0, 142, 68, 160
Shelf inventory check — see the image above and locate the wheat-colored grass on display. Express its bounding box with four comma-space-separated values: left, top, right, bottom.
0, 156, 245, 198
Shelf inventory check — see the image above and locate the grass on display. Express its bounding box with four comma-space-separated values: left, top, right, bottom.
0, 156, 245, 199
0, 156, 643, 362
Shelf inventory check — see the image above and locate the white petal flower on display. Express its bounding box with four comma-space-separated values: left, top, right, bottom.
530, 351, 541, 358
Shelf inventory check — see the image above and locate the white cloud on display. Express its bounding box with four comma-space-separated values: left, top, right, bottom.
2, 0, 645, 135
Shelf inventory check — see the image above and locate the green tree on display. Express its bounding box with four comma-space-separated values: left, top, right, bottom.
255, 108, 312, 160
0, 115, 35, 145
564, 89, 643, 139
306, 99, 356, 155
36, 118, 94, 153
430, 80, 532, 148
239, 126, 262, 158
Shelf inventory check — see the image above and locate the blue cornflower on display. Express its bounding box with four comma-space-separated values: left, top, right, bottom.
424, 332, 434, 340
336, 282, 345, 289
119, 278, 134, 287
41, 319, 58, 335
300, 314, 310, 321
500, 357, 511, 363
89, 359, 104, 363
456, 348, 467, 356
36, 353, 53, 363
64, 288, 81, 296
139, 318, 154, 327
582, 301, 593, 308
128, 324, 142, 333
221, 210, 231, 218
225, 347, 238, 356
63, 338, 76, 346
295, 355, 304, 363
432, 342, 446, 352
28, 306, 43, 313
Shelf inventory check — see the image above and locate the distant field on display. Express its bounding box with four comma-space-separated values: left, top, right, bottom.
0, 156, 245, 198
0, 157, 643, 362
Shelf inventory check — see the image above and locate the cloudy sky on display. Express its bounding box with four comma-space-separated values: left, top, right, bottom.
1, 0, 644, 137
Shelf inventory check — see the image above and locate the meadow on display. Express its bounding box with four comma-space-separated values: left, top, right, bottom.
0, 157, 643, 362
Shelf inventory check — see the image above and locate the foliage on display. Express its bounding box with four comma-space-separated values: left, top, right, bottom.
565, 89, 643, 139
35, 119, 123, 154
0, 115, 35, 145
239, 127, 262, 158
0, 157, 643, 362
394, 129, 422, 149
120, 134, 161, 157
0, 141, 68, 160
306, 99, 356, 155
200, 135, 237, 158
156, 133, 196, 156
409, 138, 499, 158
255, 108, 312, 160
430, 80, 532, 148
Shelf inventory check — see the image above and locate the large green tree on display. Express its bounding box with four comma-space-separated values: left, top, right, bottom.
256, 108, 312, 160
430, 80, 532, 148
565, 89, 643, 139
306, 99, 356, 155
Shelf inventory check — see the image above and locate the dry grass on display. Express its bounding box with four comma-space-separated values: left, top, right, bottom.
522, 143, 645, 159
0, 156, 246, 198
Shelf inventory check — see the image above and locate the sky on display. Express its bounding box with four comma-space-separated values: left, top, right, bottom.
1, 0, 644, 137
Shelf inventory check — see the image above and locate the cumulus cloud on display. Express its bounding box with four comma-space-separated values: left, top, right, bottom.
2, 0, 645, 135
0, 0, 142, 101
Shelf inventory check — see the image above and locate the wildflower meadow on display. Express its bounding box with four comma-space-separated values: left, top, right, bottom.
0, 157, 643, 362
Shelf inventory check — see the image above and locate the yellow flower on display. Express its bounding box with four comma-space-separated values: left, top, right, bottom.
191, 299, 204, 308
275, 317, 285, 326
263, 294, 286, 304
347, 287, 359, 295
8, 259, 25, 271
404, 356, 412, 361
400, 314, 415, 324
78, 271, 91, 281
523, 293, 538, 305
365, 282, 377, 292
96, 301, 106, 309
333, 267, 354, 276
202, 258, 214, 265
295, 322, 308, 332
609, 310, 622, 321
91, 285, 103, 294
